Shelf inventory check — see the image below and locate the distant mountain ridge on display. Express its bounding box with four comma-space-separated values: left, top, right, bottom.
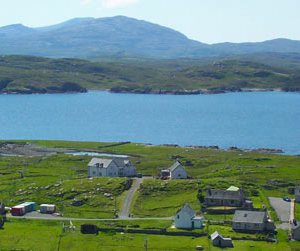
0, 16, 300, 58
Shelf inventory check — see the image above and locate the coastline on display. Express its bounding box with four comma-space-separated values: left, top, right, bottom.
0, 87, 297, 95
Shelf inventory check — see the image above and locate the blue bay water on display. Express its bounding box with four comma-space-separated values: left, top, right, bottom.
0, 91, 299, 154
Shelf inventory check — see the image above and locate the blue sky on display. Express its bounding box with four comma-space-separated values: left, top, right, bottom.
1, 0, 300, 44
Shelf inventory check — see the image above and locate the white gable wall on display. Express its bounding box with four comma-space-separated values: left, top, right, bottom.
175, 210, 193, 229
88, 161, 119, 177
171, 165, 187, 179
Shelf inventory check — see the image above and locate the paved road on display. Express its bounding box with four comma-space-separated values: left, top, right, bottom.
7, 212, 173, 221
119, 178, 145, 218
269, 197, 291, 223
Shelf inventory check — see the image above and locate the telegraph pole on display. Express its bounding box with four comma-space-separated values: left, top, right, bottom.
144, 237, 148, 251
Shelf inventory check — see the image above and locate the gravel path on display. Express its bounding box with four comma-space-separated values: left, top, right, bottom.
119, 177, 151, 218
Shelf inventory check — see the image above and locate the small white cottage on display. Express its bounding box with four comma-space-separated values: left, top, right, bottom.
169, 161, 187, 179
87, 158, 136, 178
175, 203, 203, 229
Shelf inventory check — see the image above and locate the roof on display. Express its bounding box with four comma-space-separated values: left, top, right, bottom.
169, 161, 183, 173
211, 231, 223, 240
113, 158, 131, 168
176, 203, 195, 218
88, 158, 114, 168
227, 186, 240, 191
205, 189, 244, 200
233, 210, 266, 224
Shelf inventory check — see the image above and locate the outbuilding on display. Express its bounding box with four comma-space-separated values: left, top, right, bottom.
295, 186, 300, 203
40, 204, 56, 214
11, 205, 25, 216
211, 231, 233, 247
292, 221, 300, 241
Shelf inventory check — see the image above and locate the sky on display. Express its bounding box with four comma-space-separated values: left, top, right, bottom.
1, 0, 300, 44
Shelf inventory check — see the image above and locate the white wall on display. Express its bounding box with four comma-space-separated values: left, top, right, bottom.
171, 166, 187, 179
175, 210, 192, 229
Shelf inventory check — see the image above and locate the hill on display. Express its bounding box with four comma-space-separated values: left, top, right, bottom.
0, 55, 300, 94
1, 16, 300, 59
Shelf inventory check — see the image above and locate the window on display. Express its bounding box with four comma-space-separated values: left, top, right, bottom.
99, 173, 102, 176
177, 215, 180, 219
231, 200, 234, 204
210, 199, 214, 203
93, 171, 96, 175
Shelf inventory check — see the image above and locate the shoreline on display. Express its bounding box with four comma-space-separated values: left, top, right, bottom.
0, 87, 299, 96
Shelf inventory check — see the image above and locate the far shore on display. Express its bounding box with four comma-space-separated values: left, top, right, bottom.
1, 87, 298, 96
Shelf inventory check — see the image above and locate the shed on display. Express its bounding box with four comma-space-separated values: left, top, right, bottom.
40, 204, 56, 214
211, 231, 233, 247
0, 202, 5, 215
292, 221, 300, 241
295, 186, 300, 203
11, 205, 25, 216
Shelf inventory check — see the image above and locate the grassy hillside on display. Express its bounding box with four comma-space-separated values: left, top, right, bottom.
1, 55, 300, 94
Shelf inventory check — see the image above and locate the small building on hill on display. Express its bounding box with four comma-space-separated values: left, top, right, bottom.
175, 203, 203, 229
205, 186, 251, 208
161, 161, 187, 180
295, 186, 300, 203
232, 210, 275, 232
87, 158, 136, 178
211, 231, 233, 248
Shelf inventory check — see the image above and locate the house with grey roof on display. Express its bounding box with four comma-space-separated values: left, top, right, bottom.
211, 231, 233, 248
87, 158, 136, 178
162, 161, 187, 180
295, 186, 300, 203
205, 186, 251, 208
232, 210, 275, 232
175, 203, 203, 229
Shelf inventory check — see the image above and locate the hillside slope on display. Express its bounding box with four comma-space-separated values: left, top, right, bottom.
0, 55, 299, 94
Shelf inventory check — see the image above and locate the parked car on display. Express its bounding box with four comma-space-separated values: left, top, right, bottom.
283, 196, 291, 202
136, 173, 143, 178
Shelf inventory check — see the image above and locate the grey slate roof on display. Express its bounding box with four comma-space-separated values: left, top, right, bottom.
233, 210, 266, 224
205, 189, 244, 200
176, 203, 195, 218
211, 231, 223, 240
88, 158, 114, 168
113, 158, 131, 168
169, 161, 182, 172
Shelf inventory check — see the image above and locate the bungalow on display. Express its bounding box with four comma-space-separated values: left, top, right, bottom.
295, 186, 300, 203
87, 158, 136, 178
211, 231, 233, 248
161, 161, 187, 180
205, 186, 251, 208
175, 203, 203, 229
232, 210, 275, 232
292, 220, 300, 241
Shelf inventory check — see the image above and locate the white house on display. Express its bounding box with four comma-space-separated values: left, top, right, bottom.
175, 203, 203, 229
87, 158, 136, 178
169, 161, 188, 179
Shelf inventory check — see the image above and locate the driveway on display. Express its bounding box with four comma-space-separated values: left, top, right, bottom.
119, 177, 152, 218
269, 197, 291, 223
